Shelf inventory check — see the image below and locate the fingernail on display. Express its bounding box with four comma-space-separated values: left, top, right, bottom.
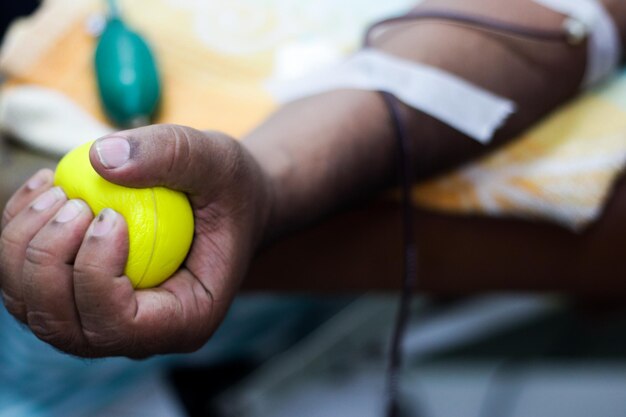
26, 170, 50, 191
95, 136, 130, 169
55, 200, 85, 223
32, 187, 65, 211
90, 208, 117, 237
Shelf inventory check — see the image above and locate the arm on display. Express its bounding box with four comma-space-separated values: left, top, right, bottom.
1, 0, 624, 357
247, 0, 624, 242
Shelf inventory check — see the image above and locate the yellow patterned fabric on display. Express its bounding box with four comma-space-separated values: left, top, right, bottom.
1, 0, 624, 229
414, 74, 626, 229
0, 0, 412, 136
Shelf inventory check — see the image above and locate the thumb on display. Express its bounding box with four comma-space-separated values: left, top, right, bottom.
89, 124, 238, 195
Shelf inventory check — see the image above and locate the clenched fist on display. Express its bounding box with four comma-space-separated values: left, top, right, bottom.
0, 125, 271, 358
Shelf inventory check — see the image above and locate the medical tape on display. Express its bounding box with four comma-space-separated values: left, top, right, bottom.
266, 48, 516, 144
533, 0, 622, 86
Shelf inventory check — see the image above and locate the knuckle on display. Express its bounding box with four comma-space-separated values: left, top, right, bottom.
82, 326, 131, 354
1, 198, 22, 230
165, 125, 193, 179
211, 135, 250, 188
24, 241, 58, 269
26, 310, 81, 347
72, 261, 108, 283
1, 209, 13, 230
1, 225, 26, 255
1, 290, 26, 322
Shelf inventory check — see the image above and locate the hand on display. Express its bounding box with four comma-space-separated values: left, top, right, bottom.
0, 124, 271, 358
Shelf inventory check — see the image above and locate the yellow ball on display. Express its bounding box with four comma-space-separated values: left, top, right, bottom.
54, 141, 194, 288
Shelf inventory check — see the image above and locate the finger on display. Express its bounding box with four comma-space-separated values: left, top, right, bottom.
2, 169, 54, 229
88, 269, 216, 358
0, 187, 67, 322
88, 124, 240, 197
22, 199, 93, 350
74, 209, 216, 357
128, 269, 217, 357
72, 208, 138, 356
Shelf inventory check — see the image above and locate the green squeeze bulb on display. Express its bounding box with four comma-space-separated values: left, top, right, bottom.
95, 0, 161, 127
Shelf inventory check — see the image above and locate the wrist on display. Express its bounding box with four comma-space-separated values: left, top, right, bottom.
241, 90, 396, 244
239, 140, 278, 248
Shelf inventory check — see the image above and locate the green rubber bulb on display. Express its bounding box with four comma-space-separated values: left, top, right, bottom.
94, 17, 161, 127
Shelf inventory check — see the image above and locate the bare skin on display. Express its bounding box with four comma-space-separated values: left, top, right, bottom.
0, 0, 624, 357
0, 127, 270, 357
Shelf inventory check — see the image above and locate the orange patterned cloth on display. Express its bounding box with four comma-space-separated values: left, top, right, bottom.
414, 76, 626, 229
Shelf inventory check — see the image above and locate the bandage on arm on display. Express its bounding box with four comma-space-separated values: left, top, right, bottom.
591, 0, 626, 55
242, 0, 626, 251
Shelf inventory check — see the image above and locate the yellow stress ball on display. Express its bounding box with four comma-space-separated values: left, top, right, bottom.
54, 141, 194, 289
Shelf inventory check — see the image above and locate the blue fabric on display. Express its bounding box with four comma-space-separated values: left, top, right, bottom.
0, 295, 344, 417
0, 305, 169, 417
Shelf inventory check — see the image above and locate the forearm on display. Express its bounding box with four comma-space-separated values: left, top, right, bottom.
243, 90, 392, 242
243, 0, 626, 243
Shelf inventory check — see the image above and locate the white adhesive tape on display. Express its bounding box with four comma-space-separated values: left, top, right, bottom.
533, 0, 622, 86
266, 49, 516, 144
